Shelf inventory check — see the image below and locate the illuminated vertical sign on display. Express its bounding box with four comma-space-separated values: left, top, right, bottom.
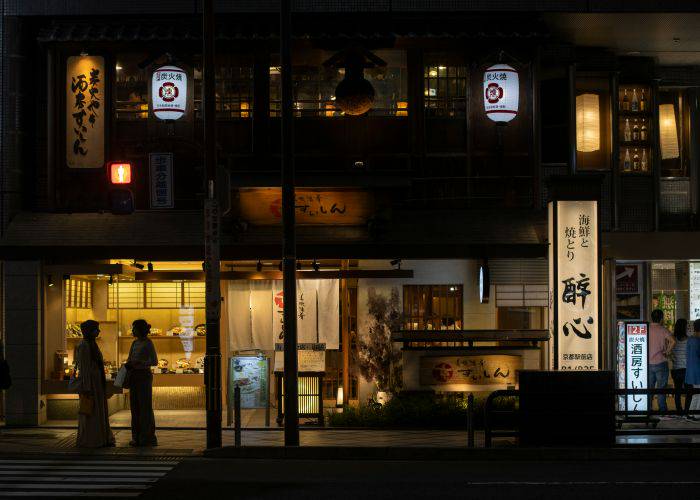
66, 55, 105, 168
549, 200, 599, 370
690, 262, 700, 321
625, 322, 649, 412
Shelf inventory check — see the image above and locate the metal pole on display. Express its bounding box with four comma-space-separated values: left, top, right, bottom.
234, 386, 241, 447
280, 0, 299, 446
203, 0, 222, 450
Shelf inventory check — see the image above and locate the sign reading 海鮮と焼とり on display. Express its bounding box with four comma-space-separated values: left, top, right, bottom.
66, 55, 105, 168
549, 200, 599, 371
149, 153, 174, 208
419, 355, 521, 388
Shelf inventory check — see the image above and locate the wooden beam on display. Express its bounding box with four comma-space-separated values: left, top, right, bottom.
391, 329, 550, 342
134, 269, 414, 281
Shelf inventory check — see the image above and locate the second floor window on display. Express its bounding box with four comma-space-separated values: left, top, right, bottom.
424, 61, 467, 117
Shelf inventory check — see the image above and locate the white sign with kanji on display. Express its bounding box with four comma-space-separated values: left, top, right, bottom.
483, 63, 519, 123
149, 153, 174, 208
151, 65, 187, 120
553, 200, 599, 370
625, 322, 648, 412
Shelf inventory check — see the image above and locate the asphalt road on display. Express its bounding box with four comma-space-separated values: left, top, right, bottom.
140, 456, 700, 500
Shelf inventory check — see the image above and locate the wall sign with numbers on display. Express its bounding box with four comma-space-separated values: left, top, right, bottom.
149, 153, 174, 208
66, 55, 105, 168
625, 322, 649, 412
548, 200, 599, 370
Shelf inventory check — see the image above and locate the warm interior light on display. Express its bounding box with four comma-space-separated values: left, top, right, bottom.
396, 101, 408, 117
240, 101, 250, 118
336, 386, 344, 407
109, 162, 132, 184
659, 103, 680, 160
576, 93, 600, 153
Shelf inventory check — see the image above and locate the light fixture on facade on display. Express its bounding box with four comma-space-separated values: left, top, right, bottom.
659, 103, 680, 159
48, 275, 54, 287
109, 162, 132, 184
483, 63, 519, 123
390, 259, 402, 270
152, 65, 187, 120
336, 386, 344, 408
115, 64, 123, 71
108, 274, 114, 286
147, 262, 154, 272
575, 93, 601, 152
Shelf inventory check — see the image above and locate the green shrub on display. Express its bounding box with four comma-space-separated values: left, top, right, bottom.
327, 392, 517, 429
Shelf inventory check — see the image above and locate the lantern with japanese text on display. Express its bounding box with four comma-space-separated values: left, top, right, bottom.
483, 63, 519, 123
151, 65, 187, 120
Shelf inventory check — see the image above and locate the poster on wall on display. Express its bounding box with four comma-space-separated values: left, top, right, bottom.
616, 263, 642, 321
625, 322, 649, 413
419, 355, 521, 387
652, 292, 676, 331
66, 55, 105, 168
550, 200, 599, 370
689, 263, 700, 321
228, 356, 269, 409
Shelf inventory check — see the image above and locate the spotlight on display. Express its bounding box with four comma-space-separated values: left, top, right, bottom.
132, 261, 144, 270
312, 259, 320, 272
108, 274, 114, 286
47, 275, 54, 287
147, 262, 154, 272
390, 258, 402, 270
256, 260, 263, 272
62, 274, 70, 281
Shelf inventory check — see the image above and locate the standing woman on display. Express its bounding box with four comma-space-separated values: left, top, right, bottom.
126, 319, 158, 446
686, 320, 700, 419
74, 320, 115, 448
670, 319, 692, 416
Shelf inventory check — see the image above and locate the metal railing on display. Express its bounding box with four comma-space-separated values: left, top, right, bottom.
483, 387, 700, 448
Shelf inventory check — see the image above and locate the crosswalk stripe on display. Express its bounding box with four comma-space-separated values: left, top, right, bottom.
0, 458, 177, 498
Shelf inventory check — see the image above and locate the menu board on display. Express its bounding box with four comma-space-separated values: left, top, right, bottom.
690, 263, 700, 321
229, 356, 269, 409
274, 343, 325, 372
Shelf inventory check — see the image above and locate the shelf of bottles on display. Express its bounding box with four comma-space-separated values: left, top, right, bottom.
618, 84, 652, 174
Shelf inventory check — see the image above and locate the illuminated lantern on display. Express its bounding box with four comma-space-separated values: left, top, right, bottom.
109, 162, 132, 184
576, 93, 601, 153
483, 63, 519, 123
152, 65, 187, 120
659, 104, 680, 160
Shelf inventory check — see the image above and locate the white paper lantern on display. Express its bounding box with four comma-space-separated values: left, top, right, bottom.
152, 65, 187, 120
659, 104, 680, 160
483, 63, 519, 123
576, 93, 601, 152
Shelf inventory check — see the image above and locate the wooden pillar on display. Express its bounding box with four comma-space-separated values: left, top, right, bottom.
341, 260, 350, 405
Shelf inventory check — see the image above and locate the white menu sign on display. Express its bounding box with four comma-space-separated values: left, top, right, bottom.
690, 263, 700, 321
551, 200, 599, 370
149, 153, 174, 208
625, 322, 648, 412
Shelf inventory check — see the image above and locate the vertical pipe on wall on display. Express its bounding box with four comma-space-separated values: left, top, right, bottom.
280, 0, 299, 447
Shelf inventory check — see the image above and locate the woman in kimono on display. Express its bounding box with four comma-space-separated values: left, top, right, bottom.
74, 320, 115, 448
125, 319, 158, 446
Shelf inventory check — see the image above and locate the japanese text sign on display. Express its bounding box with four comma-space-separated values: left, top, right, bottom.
149, 153, 174, 208
152, 66, 187, 120
419, 355, 521, 388
66, 55, 104, 168
550, 200, 599, 370
625, 322, 648, 412
483, 63, 519, 123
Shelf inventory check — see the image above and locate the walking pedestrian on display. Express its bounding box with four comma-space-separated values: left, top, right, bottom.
670, 318, 692, 416
73, 320, 115, 448
125, 319, 158, 447
648, 309, 675, 414
685, 319, 700, 420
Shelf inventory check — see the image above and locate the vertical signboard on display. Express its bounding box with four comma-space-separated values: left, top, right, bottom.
689, 263, 700, 321
66, 55, 105, 168
549, 200, 599, 370
625, 322, 649, 412
149, 153, 174, 208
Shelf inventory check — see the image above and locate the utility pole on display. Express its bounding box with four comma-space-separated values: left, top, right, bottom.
280, 0, 299, 446
203, 0, 222, 449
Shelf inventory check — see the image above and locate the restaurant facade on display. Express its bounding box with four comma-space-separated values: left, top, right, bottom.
2, 1, 700, 428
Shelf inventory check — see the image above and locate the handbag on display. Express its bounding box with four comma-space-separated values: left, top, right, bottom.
78, 394, 94, 416
113, 365, 130, 389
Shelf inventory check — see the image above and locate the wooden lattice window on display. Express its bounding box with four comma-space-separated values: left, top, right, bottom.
64, 278, 93, 309
403, 285, 463, 331
424, 63, 467, 117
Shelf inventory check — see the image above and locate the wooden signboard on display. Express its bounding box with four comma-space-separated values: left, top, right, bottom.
419, 354, 521, 386
66, 55, 105, 168
238, 188, 372, 226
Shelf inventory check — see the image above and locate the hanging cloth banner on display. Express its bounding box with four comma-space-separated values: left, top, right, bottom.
271, 280, 318, 344
250, 281, 273, 350
317, 279, 340, 349
228, 281, 253, 351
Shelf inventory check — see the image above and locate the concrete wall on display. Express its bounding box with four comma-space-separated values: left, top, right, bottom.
3, 261, 45, 425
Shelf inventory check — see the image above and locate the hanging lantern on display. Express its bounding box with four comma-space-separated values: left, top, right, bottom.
152, 65, 188, 120
659, 103, 680, 160
576, 93, 601, 152
483, 63, 519, 123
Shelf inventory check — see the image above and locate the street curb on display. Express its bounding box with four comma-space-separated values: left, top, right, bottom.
203, 445, 700, 461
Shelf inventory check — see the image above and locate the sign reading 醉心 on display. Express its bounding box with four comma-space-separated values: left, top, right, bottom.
483, 63, 519, 123
149, 153, 174, 208
66, 55, 105, 168
152, 66, 187, 120
549, 200, 599, 370
625, 322, 648, 412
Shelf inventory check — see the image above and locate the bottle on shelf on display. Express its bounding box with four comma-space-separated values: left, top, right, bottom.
623, 148, 632, 172
631, 88, 639, 112
621, 88, 630, 111
640, 89, 647, 111
632, 119, 640, 141
640, 121, 648, 141
624, 119, 632, 141
641, 148, 648, 171
633, 149, 641, 171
